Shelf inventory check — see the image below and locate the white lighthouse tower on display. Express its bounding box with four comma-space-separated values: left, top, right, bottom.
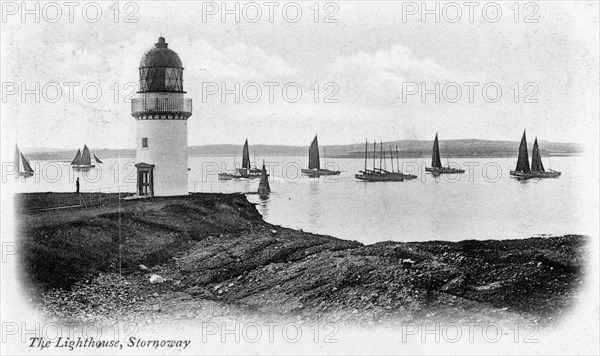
131, 37, 192, 196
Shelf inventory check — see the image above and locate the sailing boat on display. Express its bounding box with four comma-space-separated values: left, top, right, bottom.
237, 139, 262, 178
257, 160, 271, 197
301, 135, 340, 177
219, 147, 243, 180
71, 144, 100, 169
395, 145, 417, 180
14, 144, 34, 178
510, 131, 561, 179
425, 133, 465, 175
355, 140, 404, 182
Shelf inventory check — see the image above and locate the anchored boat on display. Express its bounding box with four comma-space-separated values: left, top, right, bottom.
301, 135, 340, 177
425, 133, 464, 175
14, 144, 34, 178
71, 144, 101, 170
355, 140, 405, 182
219, 139, 266, 180
237, 139, 262, 179
510, 131, 561, 179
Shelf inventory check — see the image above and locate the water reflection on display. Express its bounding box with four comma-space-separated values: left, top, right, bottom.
257, 193, 270, 219
307, 180, 322, 227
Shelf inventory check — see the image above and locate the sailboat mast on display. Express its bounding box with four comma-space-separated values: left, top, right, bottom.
389, 146, 394, 173
396, 146, 400, 173
364, 139, 368, 172
373, 142, 376, 170
379, 141, 383, 171
14, 144, 21, 172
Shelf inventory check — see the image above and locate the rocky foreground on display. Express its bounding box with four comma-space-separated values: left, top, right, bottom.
17, 193, 587, 327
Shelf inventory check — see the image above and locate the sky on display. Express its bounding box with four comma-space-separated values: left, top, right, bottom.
1, 1, 598, 150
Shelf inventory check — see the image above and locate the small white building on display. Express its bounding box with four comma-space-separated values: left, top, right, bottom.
131, 37, 192, 196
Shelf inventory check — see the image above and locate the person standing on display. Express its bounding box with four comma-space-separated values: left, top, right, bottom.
76, 177, 80, 193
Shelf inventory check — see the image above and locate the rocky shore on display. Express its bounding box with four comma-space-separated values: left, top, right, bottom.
17, 193, 587, 327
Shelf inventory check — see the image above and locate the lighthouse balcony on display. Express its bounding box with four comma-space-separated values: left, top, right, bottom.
131, 97, 192, 119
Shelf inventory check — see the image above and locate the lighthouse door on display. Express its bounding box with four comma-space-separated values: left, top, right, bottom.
135, 163, 155, 197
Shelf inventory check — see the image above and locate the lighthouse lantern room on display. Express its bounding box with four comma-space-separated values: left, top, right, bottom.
131, 37, 192, 196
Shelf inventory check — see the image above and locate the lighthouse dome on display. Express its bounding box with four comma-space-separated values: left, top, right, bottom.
139, 37, 183, 68
138, 37, 184, 93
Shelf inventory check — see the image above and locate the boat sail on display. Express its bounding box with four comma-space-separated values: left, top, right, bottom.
431, 134, 442, 169
237, 139, 261, 178
308, 136, 320, 170
301, 135, 340, 177
71, 149, 81, 165
71, 144, 96, 169
257, 160, 271, 197
425, 133, 465, 175
531, 138, 544, 173
14, 144, 34, 178
510, 132, 560, 179
511, 130, 531, 175
242, 139, 251, 171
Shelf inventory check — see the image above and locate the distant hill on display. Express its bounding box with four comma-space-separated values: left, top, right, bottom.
26, 139, 582, 161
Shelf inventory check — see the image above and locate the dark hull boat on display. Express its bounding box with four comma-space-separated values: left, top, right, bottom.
425, 133, 464, 175
390, 145, 417, 180
301, 135, 341, 177
218, 172, 242, 180
237, 139, 262, 179
71, 144, 100, 170
355, 171, 405, 182
15, 144, 34, 178
219, 139, 266, 180
355, 141, 406, 182
257, 160, 271, 198
510, 131, 561, 179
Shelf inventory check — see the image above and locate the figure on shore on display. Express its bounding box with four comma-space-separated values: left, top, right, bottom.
76, 177, 80, 193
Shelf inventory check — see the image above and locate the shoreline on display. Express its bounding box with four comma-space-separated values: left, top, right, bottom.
16, 193, 587, 327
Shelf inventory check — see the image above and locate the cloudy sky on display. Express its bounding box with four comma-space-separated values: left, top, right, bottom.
1, 1, 598, 150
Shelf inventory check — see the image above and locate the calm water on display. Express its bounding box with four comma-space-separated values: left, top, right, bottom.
13, 155, 585, 243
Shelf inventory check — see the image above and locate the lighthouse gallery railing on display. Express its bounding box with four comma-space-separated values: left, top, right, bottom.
131, 97, 192, 115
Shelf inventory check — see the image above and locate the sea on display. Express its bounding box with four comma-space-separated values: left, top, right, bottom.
12, 155, 586, 243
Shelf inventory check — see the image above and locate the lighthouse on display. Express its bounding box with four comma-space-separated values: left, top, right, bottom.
131, 37, 192, 196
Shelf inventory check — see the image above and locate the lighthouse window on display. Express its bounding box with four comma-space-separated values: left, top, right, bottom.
142, 138, 148, 149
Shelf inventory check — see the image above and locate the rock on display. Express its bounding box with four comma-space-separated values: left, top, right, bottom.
228, 283, 234, 287
139, 264, 148, 271
149, 274, 164, 284
271, 230, 277, 234
401, 259, 416, 266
